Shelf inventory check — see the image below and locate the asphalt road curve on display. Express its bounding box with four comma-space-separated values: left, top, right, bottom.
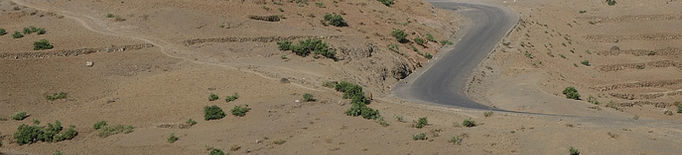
392, 2, 518, 110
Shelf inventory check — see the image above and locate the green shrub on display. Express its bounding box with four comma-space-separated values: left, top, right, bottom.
187, 119, 197, 126
412, 133, 427, 140
413, 117, 428, 128
335, 81, 364, 99
323, 13, 347, 27
677, 102, 682, 113
580, 60, 590, 66
423, 53, 432, 59
14, 120, 77, 145
204, 105, 226, 120
225, 93, 239, 102
563, 86, 581, 100
12, 31, 23, 38
23, 27, 33, 34
378, 0, 393, 6
167, 133, 178, 143
53, 150, 63, 155
278, 8, 284, 12
283, 38, 336, 60
425, 33, 436, 42
448, 136, 462, 145
411, 44, 419, 53
388, 43, 399, 52
11, 111, 28, 121
484, 111, 493, 117
33, 119, 40, 125
392, 29, 408, 42
46, 92, 67, 101
303, 93, 315, 101
377, 117, 389, 126
587, 96, 600, 105
277, 40, 292, 51
315, 2, 324, 7
98, 124, 134, 138
462, 118, 476, 127
210, 148, 226, 155
0, 28, 6, 36
34, 39, 54, 50
395, 115, 405, 122
230, 104, 250, 116
209, 93, 219, 101
569, 146, 580, 155
94, 121, 108, 130
414, 37, 426, 45
337, 81, 380, 119
606, 0, 616, 6
579, 10, 587, 14
440, 40, 453, 46
106, 13, 115, 18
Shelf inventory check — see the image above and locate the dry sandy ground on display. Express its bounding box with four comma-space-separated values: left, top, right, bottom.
0, 0, 681, 154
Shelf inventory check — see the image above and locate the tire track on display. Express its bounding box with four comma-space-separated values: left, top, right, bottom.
591, 79, 682, 91
597, 47, 682, 56
578, 14, 682, 24
597, 60, 682, 72
585, 33, 682, 43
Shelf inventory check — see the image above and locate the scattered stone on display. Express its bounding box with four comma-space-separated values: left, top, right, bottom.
86, 61, 94, 67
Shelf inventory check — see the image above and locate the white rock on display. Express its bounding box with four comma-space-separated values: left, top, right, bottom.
86, 61, 94, 67
295, 100, 300, 103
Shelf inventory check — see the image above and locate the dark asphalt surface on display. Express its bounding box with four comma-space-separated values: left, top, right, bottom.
392, 2, 518, 110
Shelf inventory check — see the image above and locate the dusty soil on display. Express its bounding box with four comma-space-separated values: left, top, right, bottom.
0, 0, 681, 154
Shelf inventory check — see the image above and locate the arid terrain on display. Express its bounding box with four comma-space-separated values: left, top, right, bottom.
1, 0, 681, 154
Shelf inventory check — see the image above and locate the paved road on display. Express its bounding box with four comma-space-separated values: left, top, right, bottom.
392, 2, 518, 110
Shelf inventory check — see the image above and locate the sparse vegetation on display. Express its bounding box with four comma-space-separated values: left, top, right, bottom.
262, 5, 270, 11
14, 120, 78, 145
204, 105, 226, 120
279, 38, 336, 60
414, 37, 426, 46
412, 133, 427, 140
97, 124, 134, 138
33, 119, 40, 125
230, 104, 250, 116
664, 110, 673, 116
323, 13, 347, 27
559, 54, 566, 59
303, 93, 315, 101
388, 43, 399, 53
46, 92, 67, 101
569, 146, 580, 155
462, 118, 476, 127
525, 51, 533, 59
278, 8, 284, 12
11, 111, 28, 121
563, 86, 581, 100
12, 31, 23, 38
579, 10, 587, 13
336, 81, 381, 120
587, 96, 600, 105
440, 40, 453, 47
448, 136, 463, 145
225, 93, 239, 102
636, 64, 645, 69
677, 102, 682, 113
378, 0, 394, 6
377, 117, 389, 127
209, 93, 219, 101
392, 29, 408, 42
484, 111, 493, 117
93, 121, 108, 130
606, 0, 616, 6
167, 133, 179, 143
34, 39, 54, 50
425, 33, 436, 42
413, 117, 428, 128
53, 150, 63, 155
23, 27, 33, 34
187, 119, 197, 126
395, 115, 405, 123
0, 28, 6, 36
580, 60, 590, 66
273, 139, 287, 145
315, 2, 324, 7
210, 148, 226, 155
423, 53, 433, 59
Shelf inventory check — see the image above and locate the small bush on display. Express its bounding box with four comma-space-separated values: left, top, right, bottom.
484, 111, 493, 117
225, 93, 239, 102
413, 117, 428, 128
423, 53, 433, 59
378, 0, 393, 6
278, 8, 284, 12
46, 92, 67, 101
33, 119, 40, 125
412, 133, 427, 140
569, 146, 580, 155
23, 27, 33, 34
425, 33, 436, 42
34, 39, 54, 50
303, 93, 315, 101
563, 87, 581, 100
98, 124, 134, 138
208, 93, 219, 101
187, 119, 197, 126
210, 149, 226, 155
106, 13, 115, 18
579, 10, 587, 13
277, 40, 292, 51
11, 111, 28, 121
230, 104, 250, 116
12, 31, 23, 38
335, 81, 364, 99
580, 60, 590, 66
36, 28, 46, 35
315, 2, 324, 7
93, 121, 107, 130
0, 28, 6, 36
677, 103, 682, 113
377, 117, 389, 126
587, 96, 600, 105
392, 29, 408, 42
323, 13, 347, 27
414, 37, 426, 45
167, 133, 179, 143
440, 40, 453, 46
395, 115, 405, 122
273, 139, 287, 145
606, 0, 616, 6
448, 136, 463, 145
204, 105, 226, 120
388, 43, 399, 53
462, 118, 476, 127
14, 120, 78, 145
53, 150, 63, 155
283, 38, 337, 60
